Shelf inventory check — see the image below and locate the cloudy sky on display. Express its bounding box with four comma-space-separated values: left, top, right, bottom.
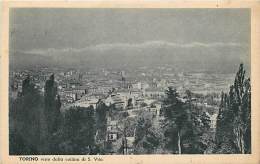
9, 9, 250, 70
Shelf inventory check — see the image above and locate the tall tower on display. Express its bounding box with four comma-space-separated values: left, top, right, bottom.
121, 71, 126, 88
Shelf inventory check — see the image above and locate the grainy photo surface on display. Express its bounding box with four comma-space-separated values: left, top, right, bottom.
9, 8, 251, 155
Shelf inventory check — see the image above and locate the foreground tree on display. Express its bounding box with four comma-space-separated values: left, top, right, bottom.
232, 64, 251, 153
44, 74, 62, 154
44, 74, 61, 135
59, 106, 96, 154
134, 113, 161, 154
9, 76, 43, 154
95, 100, 109, 153
190, 111, 213, 154
162, 87, 191, 154
215, 64, 251, 154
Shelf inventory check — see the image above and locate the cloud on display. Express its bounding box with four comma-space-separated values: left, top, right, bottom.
20, 40, 245, 56
89, 41, 243, 50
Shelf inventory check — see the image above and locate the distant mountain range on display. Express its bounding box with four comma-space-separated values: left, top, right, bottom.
10, 45, 250, 74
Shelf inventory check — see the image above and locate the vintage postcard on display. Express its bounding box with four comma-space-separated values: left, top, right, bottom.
1, 1, 260, 164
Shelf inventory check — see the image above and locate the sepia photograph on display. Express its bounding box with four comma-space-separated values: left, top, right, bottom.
8, 8, 252, 156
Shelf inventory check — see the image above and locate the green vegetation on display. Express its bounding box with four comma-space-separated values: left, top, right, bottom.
9, 76, 43, 154
214, 64, 251, 154
134, 113, 162, 154
58, 106, 96, 154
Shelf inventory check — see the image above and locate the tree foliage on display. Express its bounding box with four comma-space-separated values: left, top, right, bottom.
58, 106, 96, 154
44, 74, 61, 135
162, 88, 214, 154
190, 111, 213, 154
95, 100, 109, 153
9, 76, 43, 155
43, 74, 62, 154
215, 64, 251, 154
134, 113, 161, 154
162, 87, 192, 154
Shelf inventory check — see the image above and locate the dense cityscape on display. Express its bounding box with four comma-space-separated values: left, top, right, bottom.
10, 65, 231, 124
